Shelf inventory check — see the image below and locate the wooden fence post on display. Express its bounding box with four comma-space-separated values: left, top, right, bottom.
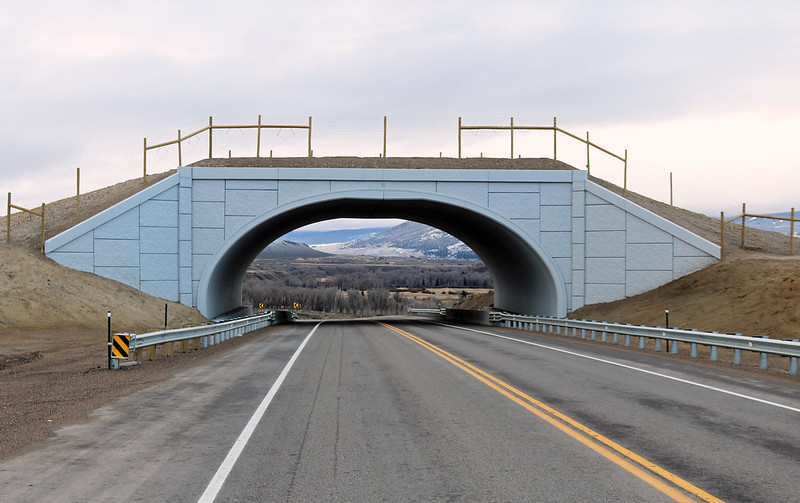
623, 149, 628, 196
208, 116, 213, 159
791, 207, 796, 255
553, 117, 557, 160
586, 131, 590, 174
177, 129, 182, 166
383, 115, 387, 158
76, 167, 80, 218
307, 116, 312, 157
6, 192, 10, 244
669, 172, 674, 221
256, 114, 262, 157
142, 137, 147, 183
40, 203, 45, 253
510, 117, 514, 159
458, 116, 462, 159
741, 202, 746, 248
720, 211, 725, 259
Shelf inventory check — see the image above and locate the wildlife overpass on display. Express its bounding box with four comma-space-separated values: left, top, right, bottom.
45, 161, 719, 318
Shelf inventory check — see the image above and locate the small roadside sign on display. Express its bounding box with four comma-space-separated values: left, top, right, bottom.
112, 333, 130, 358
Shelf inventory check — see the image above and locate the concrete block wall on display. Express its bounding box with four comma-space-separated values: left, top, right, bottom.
45, 175, 183, 303
45, 166, 720, 316
582, 183, 718, 305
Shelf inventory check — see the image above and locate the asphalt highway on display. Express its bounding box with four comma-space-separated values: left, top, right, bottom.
1, 318, 799, 502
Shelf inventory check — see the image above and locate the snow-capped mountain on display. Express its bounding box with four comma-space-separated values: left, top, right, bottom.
744, 212, 799, 237
312, 221, 480, 260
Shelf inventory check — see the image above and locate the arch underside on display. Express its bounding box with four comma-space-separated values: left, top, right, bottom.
198, 196, 566, 319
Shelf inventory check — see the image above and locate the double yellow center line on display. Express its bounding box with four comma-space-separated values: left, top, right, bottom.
379, 322, 723, 503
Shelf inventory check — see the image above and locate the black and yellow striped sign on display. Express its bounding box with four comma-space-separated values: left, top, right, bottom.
112, 334, 130, 358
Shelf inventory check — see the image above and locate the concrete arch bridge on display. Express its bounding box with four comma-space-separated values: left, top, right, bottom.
45, 160, 719, 319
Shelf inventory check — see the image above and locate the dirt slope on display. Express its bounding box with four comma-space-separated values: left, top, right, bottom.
0, 244, 207, 333
569, 253, 800, 339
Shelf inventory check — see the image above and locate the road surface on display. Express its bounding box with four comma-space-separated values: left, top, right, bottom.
1, 318, 799, 502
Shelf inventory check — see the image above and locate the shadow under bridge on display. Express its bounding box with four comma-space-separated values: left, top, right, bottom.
197, 192, 566, 319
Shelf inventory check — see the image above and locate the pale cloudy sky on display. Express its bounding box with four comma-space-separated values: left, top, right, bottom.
2, 0, 798, 224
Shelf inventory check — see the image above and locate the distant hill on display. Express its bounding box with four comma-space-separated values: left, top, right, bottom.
746, 212, 799, 237
312, 221, 480, 260
278, 227, 391, 245
257, 241, 331, 259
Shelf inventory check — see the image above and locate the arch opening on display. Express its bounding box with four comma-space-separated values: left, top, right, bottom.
197, 193, 566, 319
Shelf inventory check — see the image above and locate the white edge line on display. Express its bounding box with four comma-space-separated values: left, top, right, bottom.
198, 321, 323, 503
435, 321, 800, 414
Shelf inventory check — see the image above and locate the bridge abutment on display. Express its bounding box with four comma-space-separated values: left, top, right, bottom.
46, 165, 719, 318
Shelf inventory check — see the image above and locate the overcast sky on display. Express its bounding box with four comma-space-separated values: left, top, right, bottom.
2, 0, 798, 230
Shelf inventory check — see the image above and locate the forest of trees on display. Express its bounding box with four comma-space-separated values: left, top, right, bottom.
242, 258, 493, 316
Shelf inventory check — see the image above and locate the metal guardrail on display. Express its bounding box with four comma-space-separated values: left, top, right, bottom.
493, 313, 800, 376
407, 308, 446, 317
408, 308, 800, 376
112, 312, 279, 367
131, 311, 276, 350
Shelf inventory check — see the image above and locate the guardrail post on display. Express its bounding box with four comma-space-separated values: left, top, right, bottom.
135, 347, 143, 362
639, 336, 646, 349
612, 332, 618, 345
601, 331, 607, 343
710, 346, 718, 361
671, 340, 679, 354
165, 342, 174, 357
691, 343, 698, 358
734, 348, 742, 365
760, 352, 769, 370
654, 339, 662, 352
147, 346, 156, 361
181, 340, 188, 353
624, 334, 631, 347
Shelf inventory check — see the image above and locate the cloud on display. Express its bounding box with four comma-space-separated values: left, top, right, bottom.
1, 1, 798, 216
